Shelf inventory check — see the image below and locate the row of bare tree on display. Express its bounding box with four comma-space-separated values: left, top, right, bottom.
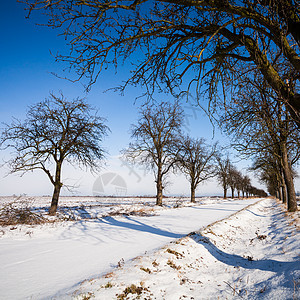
216, 156, 267, 200
123, 100, 267, 206
219, 70, 299, 212
20, 0, 299, 212
0, 95, 265, 215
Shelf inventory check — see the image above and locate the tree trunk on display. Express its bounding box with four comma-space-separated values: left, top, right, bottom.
156, 180, 163, 206
231, 187, 234, 198
156, 163, 163, 206
279, 167, 287, 204
281, 144, 297, 212
49, 162, 63, 215
190, 184, 196, 203
223, 188, 227, 199
282, 182, 287, 204
237, 190, 240, 198
278, 186, 282, 201
49, 183, 62, 215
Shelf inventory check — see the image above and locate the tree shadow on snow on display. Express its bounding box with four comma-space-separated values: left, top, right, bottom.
59, 215, 183, 242
100, 216, 183, 239
190, 233, 296, 272
190, 206, 237, 213
244, 208, 268, 218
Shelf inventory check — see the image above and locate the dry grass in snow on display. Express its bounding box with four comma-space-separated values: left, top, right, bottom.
0, 198, 47, 226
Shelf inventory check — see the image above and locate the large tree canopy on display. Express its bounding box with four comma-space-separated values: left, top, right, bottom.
23, 0, 300, 126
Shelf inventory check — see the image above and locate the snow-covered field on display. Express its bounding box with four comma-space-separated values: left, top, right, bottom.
0, 196, 299, 299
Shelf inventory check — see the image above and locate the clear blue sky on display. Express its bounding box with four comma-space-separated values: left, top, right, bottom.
0, 1, 276, 197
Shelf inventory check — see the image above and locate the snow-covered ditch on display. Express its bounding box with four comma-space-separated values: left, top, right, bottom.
0, 196, 299, 299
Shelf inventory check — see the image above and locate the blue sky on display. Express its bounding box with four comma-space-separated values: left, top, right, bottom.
0, 1, 274, 197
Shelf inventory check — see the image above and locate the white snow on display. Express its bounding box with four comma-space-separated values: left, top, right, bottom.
0, 196, 299, 299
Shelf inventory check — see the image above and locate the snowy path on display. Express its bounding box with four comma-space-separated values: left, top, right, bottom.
0, 198, 259, 299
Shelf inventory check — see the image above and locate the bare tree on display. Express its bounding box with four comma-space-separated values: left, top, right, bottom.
234, 170, 244, 198
22, 0, 300, 127
123, 101, 184, 206
176, 136, 216, 202
227, 165, 236, 198
215, 155, 231, 199
0, 93, 109, 215
241, 175, 251, 198
227, 165, 244, 199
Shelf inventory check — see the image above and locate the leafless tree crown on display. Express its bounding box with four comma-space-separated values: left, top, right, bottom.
22, 0, 300, 124
123, 100, 184, 205
1, 92, 109, 214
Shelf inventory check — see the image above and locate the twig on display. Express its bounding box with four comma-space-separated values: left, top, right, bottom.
224, 281, 244, 299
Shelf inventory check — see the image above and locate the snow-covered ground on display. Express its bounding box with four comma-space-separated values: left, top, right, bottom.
71, 198, 300, 300
0, 196, 299, 299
